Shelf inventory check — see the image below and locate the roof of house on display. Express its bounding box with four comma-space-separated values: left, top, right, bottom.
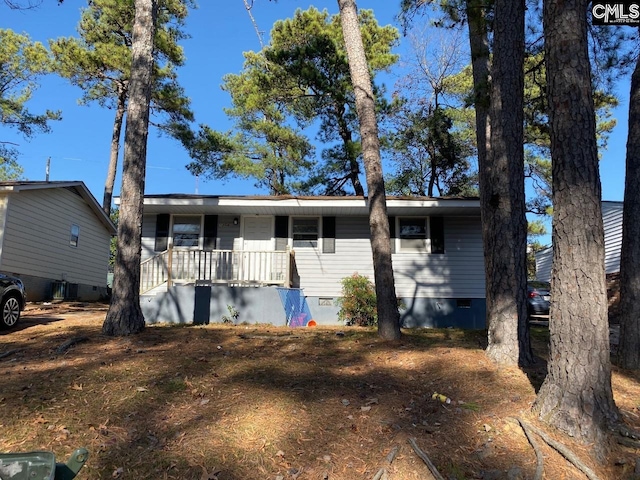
122, 194, 481, 216
0, 181, 117, 234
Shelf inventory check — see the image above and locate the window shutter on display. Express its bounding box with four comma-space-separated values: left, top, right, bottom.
430, 216, 445, 253
388, 216, 396, 254
203, 215, 218, 250
154, 214, 170, 251
322, 216, 336, 254
275, 216, 289, 251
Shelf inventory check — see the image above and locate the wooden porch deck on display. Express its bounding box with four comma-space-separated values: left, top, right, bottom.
140, 248, 294, 294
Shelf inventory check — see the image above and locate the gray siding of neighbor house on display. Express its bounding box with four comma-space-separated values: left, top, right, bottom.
535, 201, 622, 283
0, 196, 8, 263
535, 246, 553, 283
0, 187, 112, 301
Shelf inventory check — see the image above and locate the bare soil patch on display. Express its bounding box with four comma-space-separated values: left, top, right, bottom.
1, 303, 640, 479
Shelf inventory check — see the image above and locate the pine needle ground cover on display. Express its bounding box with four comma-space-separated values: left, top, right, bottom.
1, 303, 639, 480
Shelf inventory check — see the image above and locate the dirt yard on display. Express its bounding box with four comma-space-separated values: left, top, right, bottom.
1, 302, 640, 480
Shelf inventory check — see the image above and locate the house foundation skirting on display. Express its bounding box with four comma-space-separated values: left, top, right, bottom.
1, 272, 109, 303
399, 297, 486, 329
140, 285, 486, 329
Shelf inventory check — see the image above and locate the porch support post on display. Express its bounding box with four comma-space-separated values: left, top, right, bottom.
167, 246, 173, 288
286, 248, 294, 288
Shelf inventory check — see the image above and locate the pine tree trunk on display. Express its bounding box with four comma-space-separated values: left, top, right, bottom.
337, 0, 401, 341
337, 116, 365, 196
466, 0, 530, 364
483, 0, 532, 366
465, 0, 490, 165
617, 52, 640, 369
103, 0, 157, 336
533, 0, 618, 458
103, 87, 127, 214
465, 0, 492, 345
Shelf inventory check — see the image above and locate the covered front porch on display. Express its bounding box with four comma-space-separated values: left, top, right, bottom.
140, 247, 296, 294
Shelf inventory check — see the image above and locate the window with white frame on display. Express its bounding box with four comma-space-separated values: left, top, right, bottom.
70, 224, 80, 247
399, 217, 428, 251
292, 217, 318, 248
172, 215, 201, 247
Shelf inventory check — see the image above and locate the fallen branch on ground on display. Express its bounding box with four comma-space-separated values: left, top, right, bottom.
371, 467, 387, 480
0, 348, 24, 360
408, 437, 445, 480
385, 445, 399, 464
369, 444, 398, 479
514, 417, 601, 480
56, 336, 90, 354
238, 334, 300, 340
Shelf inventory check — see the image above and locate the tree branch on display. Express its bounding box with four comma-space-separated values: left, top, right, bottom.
407, 437, 445, 480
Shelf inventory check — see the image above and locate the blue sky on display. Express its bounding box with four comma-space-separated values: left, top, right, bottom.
3, 1, 403, 201
2, 1, 628, 215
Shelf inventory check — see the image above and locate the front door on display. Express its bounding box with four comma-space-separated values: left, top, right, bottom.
241, 217, 274, 283
243, 217, 273, 251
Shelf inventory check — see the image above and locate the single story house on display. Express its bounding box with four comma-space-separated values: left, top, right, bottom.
535, 200, 622, 282
128, 194, 486, 328
0, 181, 116, 301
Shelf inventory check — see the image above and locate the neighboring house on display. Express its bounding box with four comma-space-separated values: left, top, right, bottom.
535, 200, 623, 282
0, 181, 116, 302
127, 194, 486, 328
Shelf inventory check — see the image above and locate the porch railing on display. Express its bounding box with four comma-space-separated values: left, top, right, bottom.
140, 248, 293, 294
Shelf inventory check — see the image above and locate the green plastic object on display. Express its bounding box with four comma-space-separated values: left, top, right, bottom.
0, 448, 88, 480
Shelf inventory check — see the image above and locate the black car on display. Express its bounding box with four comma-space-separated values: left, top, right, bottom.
527, 282, 550, 318
0, 273, 26, 329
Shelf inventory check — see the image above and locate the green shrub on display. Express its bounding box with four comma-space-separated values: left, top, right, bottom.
337, 273, 377, 326
221, 305, 239, 324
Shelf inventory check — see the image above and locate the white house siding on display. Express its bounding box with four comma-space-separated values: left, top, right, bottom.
218, 215, 241, 250
142, 214, 243, 261
141, 214, 159, 262
294, 215, 485, 299
535, 201, 623, 283
295, 216, 374, 298
0, 188, 111, 297
602, 201, 622, 274
393, 216, 485, 299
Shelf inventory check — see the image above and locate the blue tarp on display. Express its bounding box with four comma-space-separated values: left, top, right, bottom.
276, 288, 313, 327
